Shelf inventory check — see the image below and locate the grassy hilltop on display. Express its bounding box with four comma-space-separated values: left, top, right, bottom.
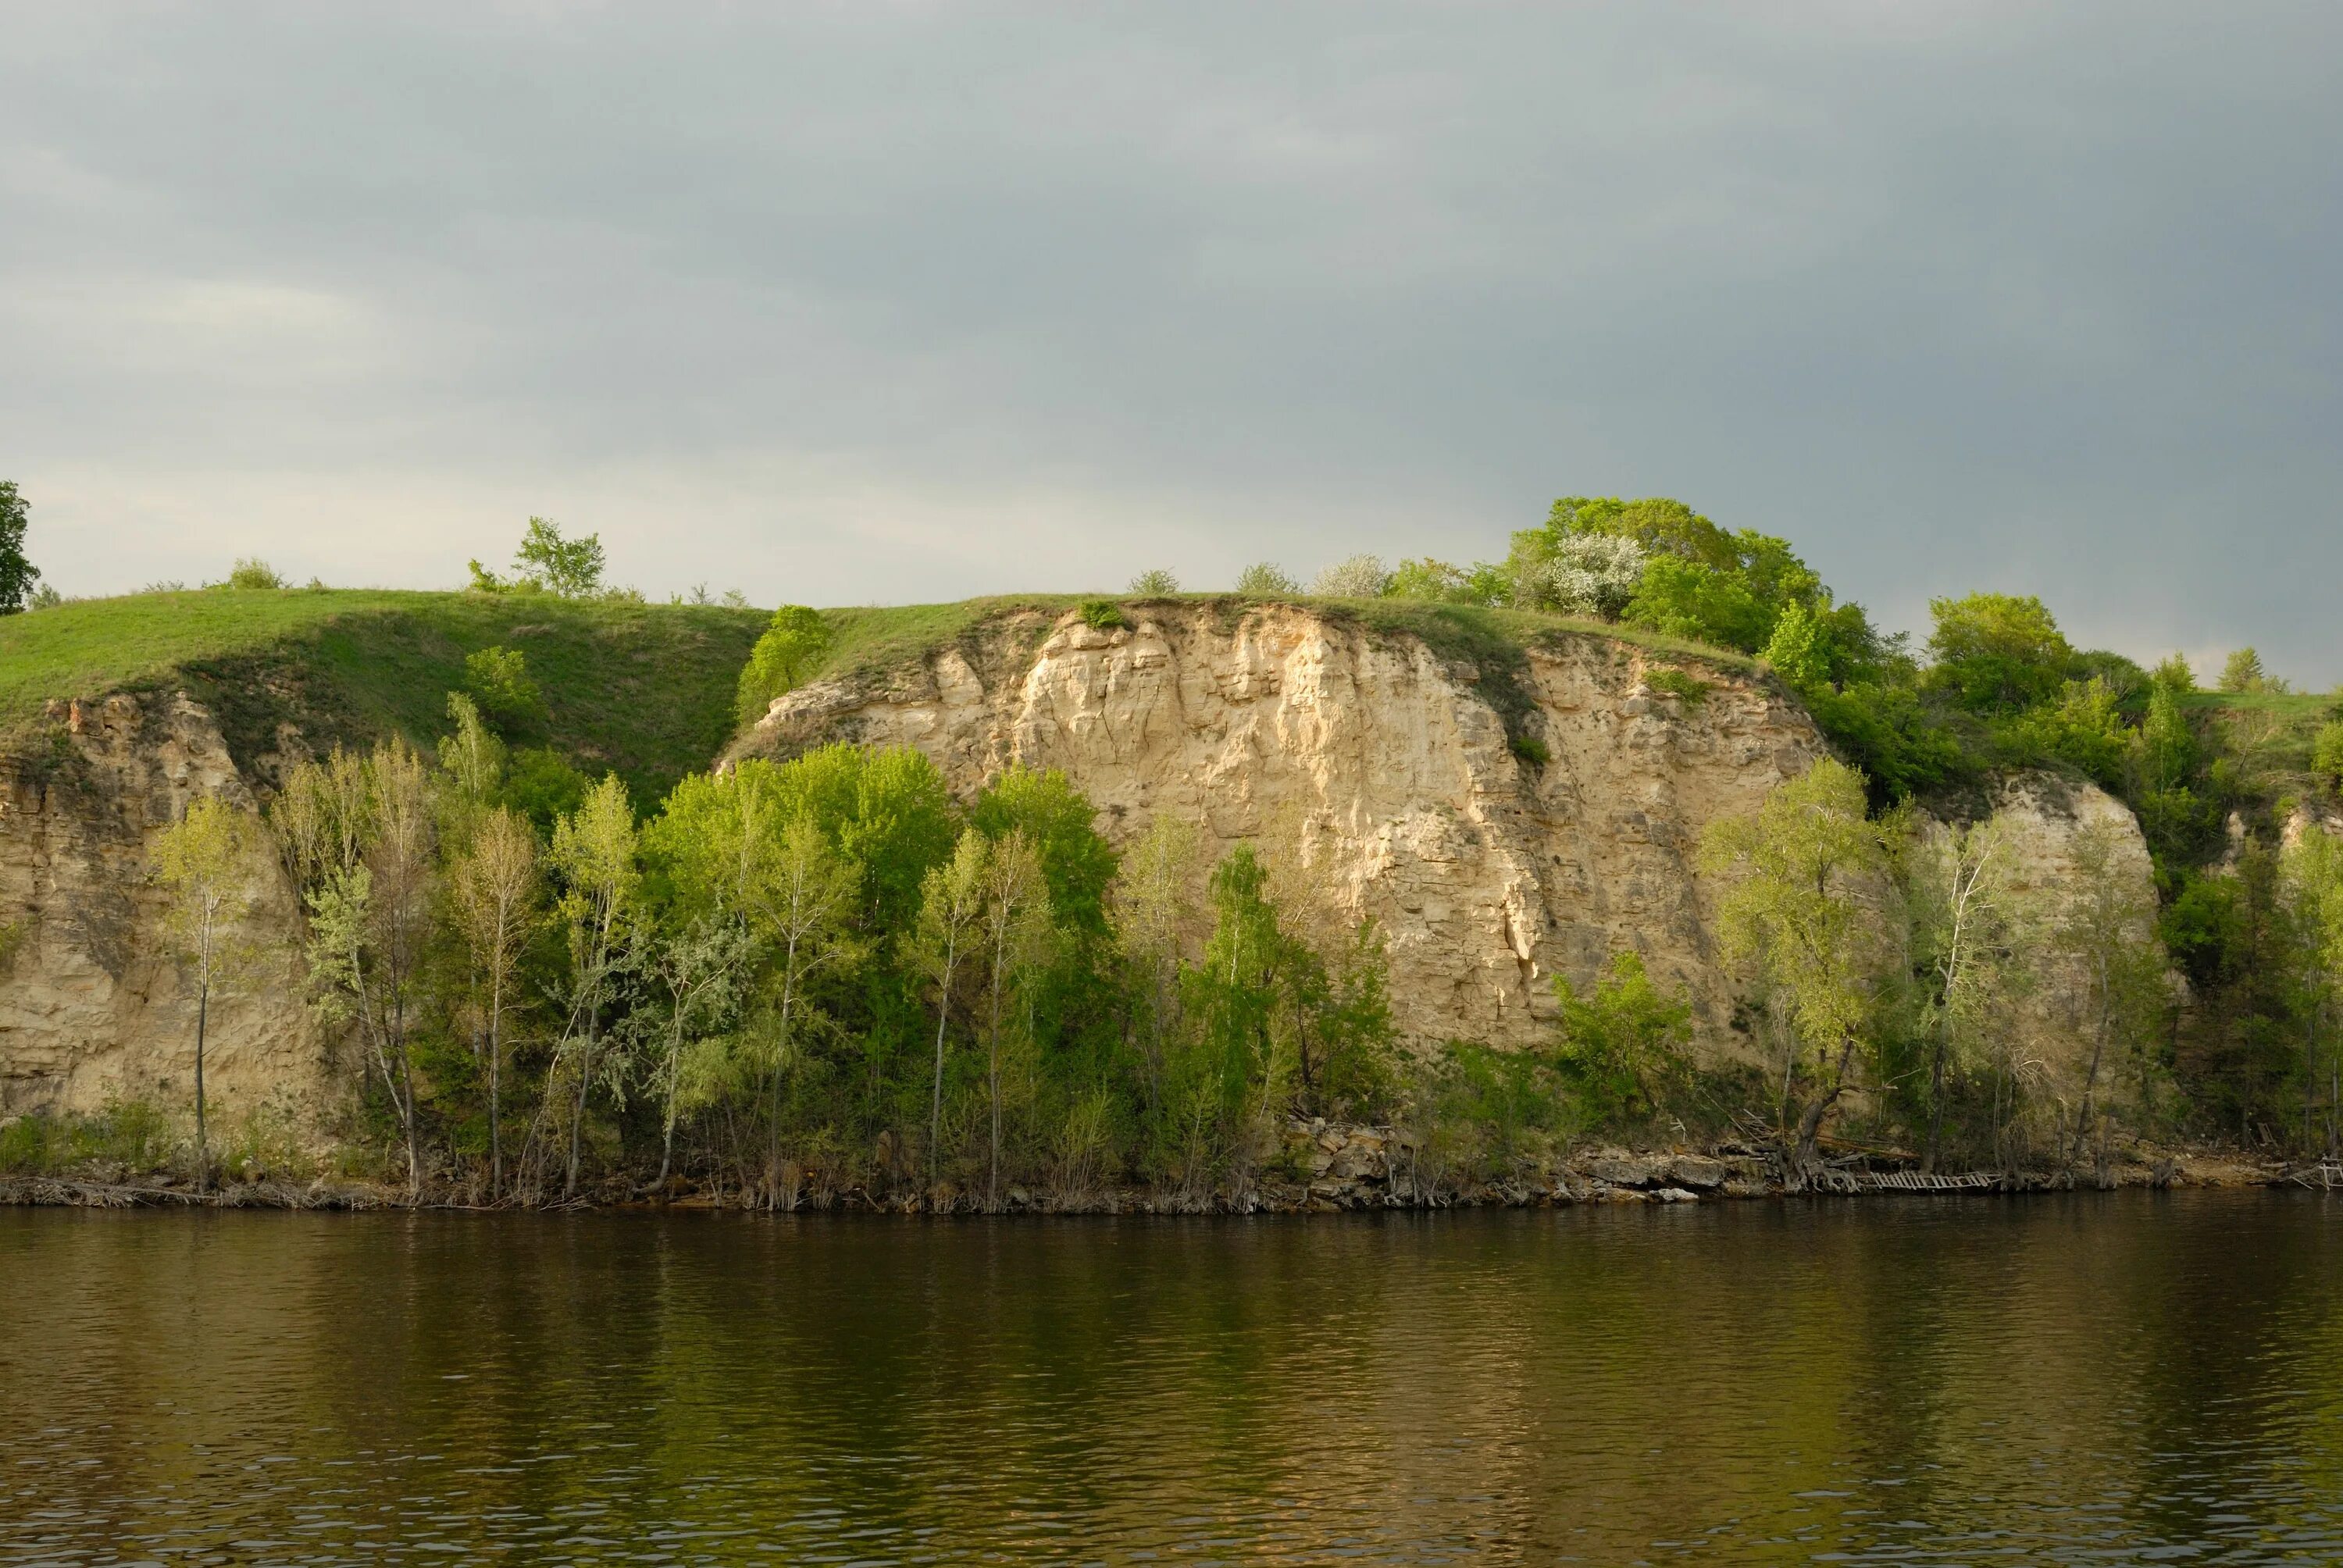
0, 588, 765, 807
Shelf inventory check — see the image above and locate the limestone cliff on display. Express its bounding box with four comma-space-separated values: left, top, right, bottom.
740, 603, 1828, 1053
0, 694, 325, 1121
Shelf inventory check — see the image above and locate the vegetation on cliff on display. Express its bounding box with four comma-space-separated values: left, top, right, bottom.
9, 499, 2343, 1200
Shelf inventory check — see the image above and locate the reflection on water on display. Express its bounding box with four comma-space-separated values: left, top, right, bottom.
2, 1194, 2341, 1564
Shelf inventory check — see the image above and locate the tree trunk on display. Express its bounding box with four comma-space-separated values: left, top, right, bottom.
565, 1041, 590, 1199
1792, 1037, 1859, 1174
928, 941, 958, 1206
1921, 1031, 1947, 1175
194, 975, 210, 1196
488, 995, 503, 1203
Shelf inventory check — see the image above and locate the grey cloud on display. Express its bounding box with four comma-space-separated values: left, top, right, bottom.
2, 2, 2337, 677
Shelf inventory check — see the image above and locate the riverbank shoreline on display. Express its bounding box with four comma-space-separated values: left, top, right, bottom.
5, 1141, 2317, 1213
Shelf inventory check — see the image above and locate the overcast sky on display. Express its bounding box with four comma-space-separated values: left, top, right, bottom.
3, 3, 2336, 679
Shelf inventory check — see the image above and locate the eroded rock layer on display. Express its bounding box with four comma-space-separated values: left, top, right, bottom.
742, 604, 1829, 1052
0, 694, 323, 1120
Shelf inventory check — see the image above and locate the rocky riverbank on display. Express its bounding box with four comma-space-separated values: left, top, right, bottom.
3, 1117, 2303, 1213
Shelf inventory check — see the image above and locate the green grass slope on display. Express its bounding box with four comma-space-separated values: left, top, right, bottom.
0, 590, 766, 807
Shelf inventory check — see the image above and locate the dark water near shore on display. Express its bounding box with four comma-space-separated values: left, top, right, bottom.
5, 1195, 2343, 1565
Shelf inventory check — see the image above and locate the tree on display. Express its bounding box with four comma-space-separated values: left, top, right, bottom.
1924, 593, 2074, 713
1511, 533, 1646, 618
1699, 757, 1900, 1176
2218, 647, 2267, 693
1113, 812, 1205, 1117
1311, 554, 1393, 598
150, 796, 261, 1191
744, 813, 861, 1207
1550, 951, 1694, 1124
514, 516, 606, 597
0, 480, 39, 614
465, 647, 545, 728
977, 830, 1051, 1207
226, 558, 285, 590
915, 831, 990, 1199
2314, 722, 2343, 796
447, 805, 540, 1200
1902, 815, 2027, 1170
640, 916, 749, 1191
2053, 818, 2166, 1168
300, 741, 437, 1202
2284, 831, 2343, 1156
437, 692, 508, 807
1127, 568, 1180, 596
1235, 562, 1299, 595
969, 766, 1118, 939
548, 775, 639, 1198
735, 606, 834, 725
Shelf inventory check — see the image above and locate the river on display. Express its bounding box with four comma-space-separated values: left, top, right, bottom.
4, 1192, 2341, 1564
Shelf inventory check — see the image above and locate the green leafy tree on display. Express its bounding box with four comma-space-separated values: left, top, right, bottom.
1901, 815, 2030, 1169
150, 795, 262, 1191
226, 558, 285, 590
1235, 562, 1299, 596
0, 480, 38, 614
1112, 812, 1205, 1117
1127, 568, 1180, 596
735, 606, 834, 725
446, 805, 540, 1199
298, 741, 438, 1202
640, 915, 750, 1190
548, 775, 640, 1198
915, 830, 990, 1196
465, 646, 546, 729
1924, 593, 2074, 713
969, 765, 1118, 938
977, 829, 1052, 1206
513, 515, 606, 597
2313, 722, 2343, 796
2218, 647, 2267, 693
2053, 818, 2167, 1165
2284, 831, 2343, 1156
1699, 757, 1900, 1174
437, 692, 508, 808
1549, 950, 1694, 1124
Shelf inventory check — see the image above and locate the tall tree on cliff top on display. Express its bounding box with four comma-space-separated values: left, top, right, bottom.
0, 481, 39, 614
1699, 757, 1902, 1178
151, 795, 262, 1192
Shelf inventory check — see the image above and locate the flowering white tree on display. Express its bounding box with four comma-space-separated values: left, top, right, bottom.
1516, 534, 1646, 618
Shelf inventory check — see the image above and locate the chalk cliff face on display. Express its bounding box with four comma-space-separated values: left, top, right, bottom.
0, 693, 323, 1121
742, 604, 1829, 1053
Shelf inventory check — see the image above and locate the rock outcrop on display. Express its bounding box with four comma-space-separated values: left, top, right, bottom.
0, 693, 325, 1122
740, 603, 1828, 1053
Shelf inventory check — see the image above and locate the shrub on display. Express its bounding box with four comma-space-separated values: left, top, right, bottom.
2314, 722, 2343, 795
227, 558, 287, 590
1079, 599, 1127, 630
736, 605, 835, 725
1235, 562, 1300, 595
1509, 733, 1551, 767
465, 646, 546, 728
1127, 568, 1180, 597
1311, 554, 1393, 598
1550, 952, 1696, 1124
1646, 668, 1709, 705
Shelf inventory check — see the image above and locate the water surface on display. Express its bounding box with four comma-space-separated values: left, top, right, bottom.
5, 1193, 2342, 1564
